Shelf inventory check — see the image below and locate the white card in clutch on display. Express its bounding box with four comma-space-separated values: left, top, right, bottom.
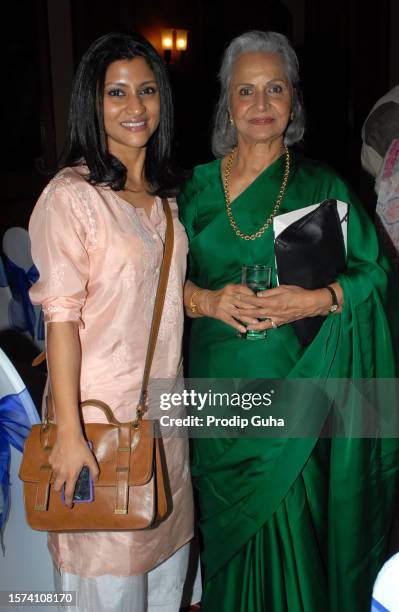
273, 200, 348, 252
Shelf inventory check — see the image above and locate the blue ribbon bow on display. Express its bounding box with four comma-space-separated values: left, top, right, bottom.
0, 259, 8, 288
0, 391, 33, 554
3, 256, 43, 340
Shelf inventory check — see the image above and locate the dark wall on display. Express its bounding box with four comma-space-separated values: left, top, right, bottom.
1, 0, 394, 230
0, 0, 51, 239
2, 4, 42, 173
302, 0, 391, 209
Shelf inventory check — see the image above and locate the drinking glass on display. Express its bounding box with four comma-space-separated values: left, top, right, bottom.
240, 264, 272, 340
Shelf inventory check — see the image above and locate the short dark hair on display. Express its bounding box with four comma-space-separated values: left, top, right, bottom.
62, 31, 182, 197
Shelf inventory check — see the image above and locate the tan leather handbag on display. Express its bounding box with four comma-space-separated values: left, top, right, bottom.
19, 198, 174, 532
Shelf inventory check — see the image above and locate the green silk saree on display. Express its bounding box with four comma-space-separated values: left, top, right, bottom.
178, 151, 399, 611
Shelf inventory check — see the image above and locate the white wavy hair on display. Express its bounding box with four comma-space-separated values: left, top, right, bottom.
212, 30, 305, 157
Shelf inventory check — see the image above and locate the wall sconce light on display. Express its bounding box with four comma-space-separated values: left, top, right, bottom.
161, 29, 173, 63
161, 28, 189, 64
176, 30, 188, 52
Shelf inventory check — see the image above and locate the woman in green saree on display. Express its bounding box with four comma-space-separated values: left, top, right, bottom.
178, 31, 399, 611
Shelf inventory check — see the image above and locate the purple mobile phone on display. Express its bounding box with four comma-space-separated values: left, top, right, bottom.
61, 441, 94, 504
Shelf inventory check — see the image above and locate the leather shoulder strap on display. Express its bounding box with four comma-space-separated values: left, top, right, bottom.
137, 198, 174, 410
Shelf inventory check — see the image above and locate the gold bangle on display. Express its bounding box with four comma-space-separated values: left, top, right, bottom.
189, 289, 203, 314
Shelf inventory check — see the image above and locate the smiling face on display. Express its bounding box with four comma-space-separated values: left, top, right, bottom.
102, 57, 160, 160
229, 51, 292, 149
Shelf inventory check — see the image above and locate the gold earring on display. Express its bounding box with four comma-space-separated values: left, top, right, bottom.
228, 111, 234, 126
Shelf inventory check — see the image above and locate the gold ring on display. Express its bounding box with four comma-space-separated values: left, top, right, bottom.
271, 319, 277, 329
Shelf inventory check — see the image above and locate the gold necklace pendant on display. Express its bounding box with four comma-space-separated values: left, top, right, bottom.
223, 145, 290, 241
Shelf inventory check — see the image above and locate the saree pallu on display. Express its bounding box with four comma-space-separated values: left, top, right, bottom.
179, 151, 399, 612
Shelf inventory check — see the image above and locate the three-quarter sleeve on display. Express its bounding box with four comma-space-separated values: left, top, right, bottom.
29, 179, 90, 326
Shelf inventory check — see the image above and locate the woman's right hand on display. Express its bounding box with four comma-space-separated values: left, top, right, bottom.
195, 284, 262, 333
49, 431, 99, 508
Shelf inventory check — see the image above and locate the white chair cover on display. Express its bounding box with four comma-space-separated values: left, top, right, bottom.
372, 552, 399, 612
0, 348, 53, 610
2, 227, 44, 350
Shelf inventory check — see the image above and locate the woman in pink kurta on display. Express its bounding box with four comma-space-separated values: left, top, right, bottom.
28, 32, 197, 612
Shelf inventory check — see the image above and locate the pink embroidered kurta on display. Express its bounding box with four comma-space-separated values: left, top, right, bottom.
29, 166, 194, 577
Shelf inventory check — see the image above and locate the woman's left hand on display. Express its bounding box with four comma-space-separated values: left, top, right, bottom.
237, 285, 333, 330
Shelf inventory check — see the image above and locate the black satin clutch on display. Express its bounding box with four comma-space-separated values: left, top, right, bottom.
274, 199, 347, 346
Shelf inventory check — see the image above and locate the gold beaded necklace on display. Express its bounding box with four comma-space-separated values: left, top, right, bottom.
223, 145, 290, 241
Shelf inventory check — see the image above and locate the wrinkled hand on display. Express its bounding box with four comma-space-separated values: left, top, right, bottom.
50, 433, 99, 508
198, 283, 267, 333
238, 285, 331, 331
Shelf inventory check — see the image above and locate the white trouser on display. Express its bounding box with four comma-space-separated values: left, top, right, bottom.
53, 541, 202, 612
